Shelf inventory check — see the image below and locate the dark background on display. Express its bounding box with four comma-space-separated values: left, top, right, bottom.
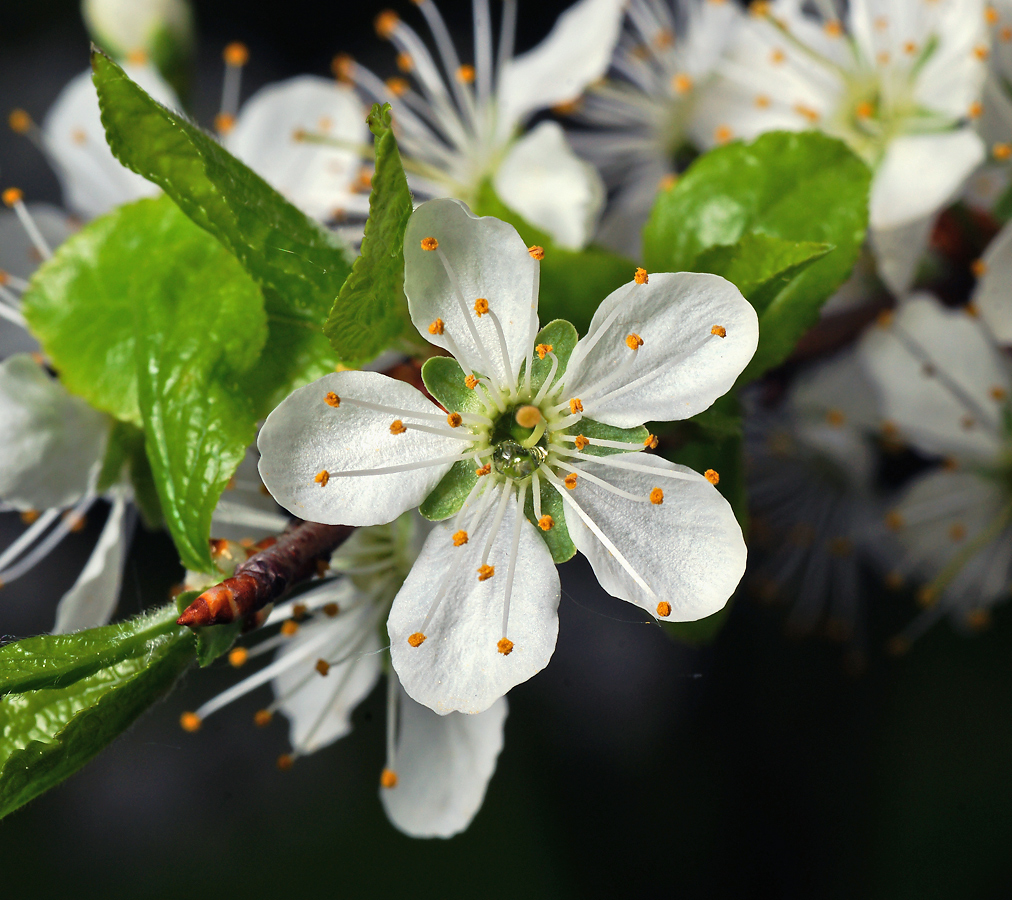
3, 2, 1012, 897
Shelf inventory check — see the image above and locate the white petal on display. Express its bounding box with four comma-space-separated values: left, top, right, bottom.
869, 130, 985, 231
562, 273, 758, 428
53, 492, 131, 633
496, 0, 625, 133
493, 121, 604, 251
388, 488, 561, 715
257, 370, 463, 527
42, 64, 179, 219
974, 220, 1012, 344
859, 294, 1010, 461
381, 681, 507, 838
82, 0, 192, 57
0, 355, 109, 510
563, 454, 746, 620
403, 198, 538, 387
225, 76, 367, 222
0, 204, 75, 280
273, 607, 383, 753
868, 214, 935, 298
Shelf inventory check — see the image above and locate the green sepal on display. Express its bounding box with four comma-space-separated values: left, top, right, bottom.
474, 182, 636, 335
419, 459, 478, 521
0, 625, 195, 820
0, 603, 182, 696
525, 478, 575, 563
92, 49, 352, 412
325, 103, 416, 366
517, 319, 579, 398
420, 355, 489, 416
563, 418, 650, 457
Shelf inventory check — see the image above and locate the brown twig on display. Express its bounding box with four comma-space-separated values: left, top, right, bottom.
177, 522, 354, 628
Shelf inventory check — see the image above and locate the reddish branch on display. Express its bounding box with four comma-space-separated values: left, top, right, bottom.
177, 521, 354, 628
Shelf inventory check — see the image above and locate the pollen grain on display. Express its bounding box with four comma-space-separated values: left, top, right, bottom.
408, 632, 427, 647
478, 564, 495, 581
497, 638, 514, 655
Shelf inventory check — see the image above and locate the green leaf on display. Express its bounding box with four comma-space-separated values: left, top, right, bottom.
644, 131, 871, 381
419, 459, 478, 521
325, 104, 415, 366
92, 50, 353, 411
474, 183, 636, 335
420, 355, 489, 415
525, 478, 575, 563
517, 319, 579, 397
0, 626, 194, 820
99, 422, 163, 527
0, 603, 181, 695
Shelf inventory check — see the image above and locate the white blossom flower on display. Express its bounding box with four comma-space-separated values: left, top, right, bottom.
859, 294, 1012, 644
332, 0, 625, 249
182, 514, 508, 839
568, 0, 743, 254
82, 0, 193, 62
697, 0, 989, 296
745, 350, 883, 661
257, 198, 755, 715
15, 61, 181, 220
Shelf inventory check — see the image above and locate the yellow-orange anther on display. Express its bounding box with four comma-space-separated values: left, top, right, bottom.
974, 44, 990, 60
332, 54, 354, 83
465, 374, 479, 389
770, 48, 785, 64
528, 245, 545, 260
447, 412, 463, 428
750, 0, 770, 15
180, 712, 202, 732
325, 391, 340, 407
971, 258, 988, 277
396, 52, 414, 72
574, 435, 590, 450
995, 143, 1012, 161
650, 487, 664, 505
65, 513, 87, 533
794, 104, 820, 123
1002, 26, 1012, 41
474, 297, 489, 316
276, 754, 295, 772
390, 420, 407, 434
824, 19, 843, 36
456, 64, 476, 83
969, 101, 984, 118
408, 632, 426, 647
570, 398, 583, 414
755, 94, 771, 109
254, 709, 273, 727
420, 236, 439, 251
386, 77, 409, 96
314, 470, 330, 486
515, 405, 541, 429
2, 188, 23, 207
826, 408, 845, 427
8, 109, 31, 134
292, 603, 308, 620
323, 602, 340, 617
917, 586, 936, 608
564, 473, 578, 489
538, 515, 554, 531
656, 601, 672, 618
536, 343, 553, 359
281, 620, 299, 637
476, 463, 491, 476
644, 434, 659, 449
497, 637, 514, 655
986, 5, 999, 24
990, 386, 1007, 400
215, 112, 236, 134
634, 267, 649, 284
949, 523, 967, 542
20, 509, 40, 525
672, 72, 693, 94
224, 42, 249, 66
228, 647, 249, 668
125, 48, 148, 65
478, 564, 495, 581
453, 530, 469, 546
315, 659, 331, 676
626, 333, 644, 350
704, 469, 720, 485
711, 325, 727, 338
967, 609, 991, 630
659, 173, 678, 191
375, 10, 400, 38
903, 40, 917, 54
380, 768, 399, 788
552, 98, 581, 116
428, 317, 445, 335
715, 125, 734, 143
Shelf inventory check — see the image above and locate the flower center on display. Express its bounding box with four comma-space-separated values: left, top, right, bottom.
488, 403, 551, 481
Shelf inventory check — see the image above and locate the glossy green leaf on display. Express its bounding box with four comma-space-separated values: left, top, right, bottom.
474, 183, 635, 335
644, 131, 871, 380
325, 104, 415, 365
93, 50, 352, 411
0, 626, 194, 820
0, 603, 181, 695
